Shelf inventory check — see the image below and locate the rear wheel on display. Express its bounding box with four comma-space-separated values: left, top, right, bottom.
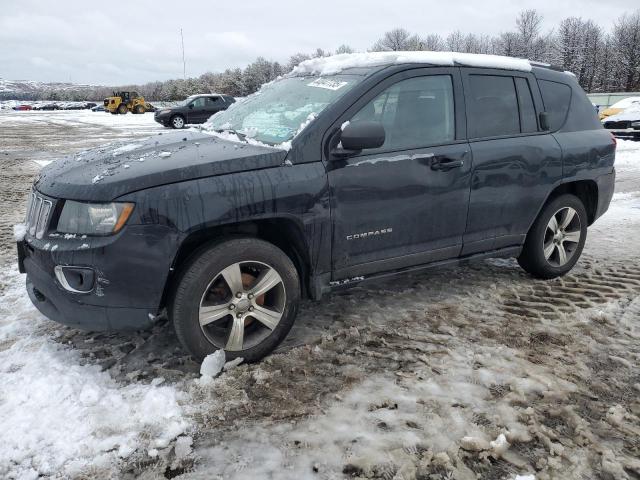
518, 194, 588, 279
171, 115, 185, 129
171, 238, 300, 362
117, 104, 128, 114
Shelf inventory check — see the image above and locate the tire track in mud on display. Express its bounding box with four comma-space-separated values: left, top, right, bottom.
482, 263, 640, 322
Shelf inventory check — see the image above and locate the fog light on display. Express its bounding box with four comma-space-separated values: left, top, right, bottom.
54, 266, 95, 293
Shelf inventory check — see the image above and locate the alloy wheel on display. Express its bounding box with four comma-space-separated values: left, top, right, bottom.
172, 116, 184, 128
543, 206, 582, 267
198, 261, 286, 351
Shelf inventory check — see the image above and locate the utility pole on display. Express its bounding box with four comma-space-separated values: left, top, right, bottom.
180, 28, 186, 80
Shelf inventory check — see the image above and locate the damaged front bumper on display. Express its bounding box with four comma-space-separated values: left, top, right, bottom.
18, 223, 181, 330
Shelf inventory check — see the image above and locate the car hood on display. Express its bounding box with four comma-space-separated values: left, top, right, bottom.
35, 130, 289, 201
605, 107, 640, 122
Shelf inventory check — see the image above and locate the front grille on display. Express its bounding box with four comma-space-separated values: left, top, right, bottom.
25, 191, 54, 239
604, 121, 630, 129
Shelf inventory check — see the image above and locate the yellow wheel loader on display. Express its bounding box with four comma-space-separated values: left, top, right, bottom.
103, 91, 154, 114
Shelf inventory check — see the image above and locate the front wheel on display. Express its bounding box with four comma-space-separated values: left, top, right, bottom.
170, 115, 185, 129
117, 104, 128, 114
518, 194, 588, 279
171, 238, 300, 362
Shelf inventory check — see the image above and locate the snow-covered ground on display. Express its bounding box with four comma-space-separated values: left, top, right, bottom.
0, 112, 639, 479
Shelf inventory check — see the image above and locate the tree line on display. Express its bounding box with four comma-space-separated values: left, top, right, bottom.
18, 8, 640, 101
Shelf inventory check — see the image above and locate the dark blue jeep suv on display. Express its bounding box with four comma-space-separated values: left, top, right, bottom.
18, 52, 616, 361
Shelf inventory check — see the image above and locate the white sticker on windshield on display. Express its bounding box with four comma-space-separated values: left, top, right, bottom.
307, 78, 348, 91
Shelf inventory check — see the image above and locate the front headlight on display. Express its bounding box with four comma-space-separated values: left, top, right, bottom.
159, 109, 171, 115
57, 201, 134, 235
631, 121, 640, 127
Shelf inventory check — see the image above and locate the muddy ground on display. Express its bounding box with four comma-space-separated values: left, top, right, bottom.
0, 111, 638, 480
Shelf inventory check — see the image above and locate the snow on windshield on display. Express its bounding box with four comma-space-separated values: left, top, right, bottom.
203, 75, 360, 147
291, 51, 533, 76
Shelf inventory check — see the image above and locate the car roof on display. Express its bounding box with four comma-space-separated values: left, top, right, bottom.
290, 51, 576, 81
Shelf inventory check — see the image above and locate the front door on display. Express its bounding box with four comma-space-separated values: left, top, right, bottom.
204, 96, 224, 121
327, 68, 472, 280
187, 97, 207, 123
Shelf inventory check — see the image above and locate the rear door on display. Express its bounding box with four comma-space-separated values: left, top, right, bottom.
327, 67, 472, 279
204, 96, 224, 121
460, 68, 562, 254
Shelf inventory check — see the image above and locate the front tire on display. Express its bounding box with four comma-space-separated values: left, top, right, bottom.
170, 115, 185, 129
134, 105, 145, 114
171, 238, 300, 362
518, 193, 588, 279
117, 104, 128, 114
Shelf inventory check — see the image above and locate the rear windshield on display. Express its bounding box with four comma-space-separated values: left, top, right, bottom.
205, 75, 361, 145
538, 80, 572, 131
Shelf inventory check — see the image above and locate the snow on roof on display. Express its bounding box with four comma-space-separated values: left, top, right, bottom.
291, 51, 533, 76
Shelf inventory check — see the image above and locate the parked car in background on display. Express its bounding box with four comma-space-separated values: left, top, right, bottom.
18, 52, 615, 362
154, 94, 235, 129
12, 104, 33, 111
34, 103, 60, 111
91, 105, 106, 112
598, 96, 640, 120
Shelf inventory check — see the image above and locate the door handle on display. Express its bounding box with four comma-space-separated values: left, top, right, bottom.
430, 156, 464, 171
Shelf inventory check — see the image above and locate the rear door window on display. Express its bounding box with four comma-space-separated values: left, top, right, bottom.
515, 77, 538, 133
351, 75, 455, 152
206, 96, 221, 107
538, 80, 572, 131
466, 75, 520, 138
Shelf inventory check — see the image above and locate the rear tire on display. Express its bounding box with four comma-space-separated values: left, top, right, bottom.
170, 115, 185, 129
171, 238, 300, 362
117, 104, 128, 114
518, 194, 588, 279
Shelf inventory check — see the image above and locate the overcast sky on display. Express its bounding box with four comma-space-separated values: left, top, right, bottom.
0, 0, 634, 85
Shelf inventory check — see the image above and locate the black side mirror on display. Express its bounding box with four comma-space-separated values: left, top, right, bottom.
333, 121, 385, 157
188, 103, 194, 109
539, 111, 550, 131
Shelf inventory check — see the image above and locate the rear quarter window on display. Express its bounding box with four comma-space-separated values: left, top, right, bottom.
538, 80, 571, 131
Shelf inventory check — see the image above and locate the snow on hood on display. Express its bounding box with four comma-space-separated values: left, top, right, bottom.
291, 51, 533, 76
605, 104, 640, 122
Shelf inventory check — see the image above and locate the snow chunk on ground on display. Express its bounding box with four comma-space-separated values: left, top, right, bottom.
0, 269, 190, 479
158, 151, 172, 158
292, 51, 532, 76
200, 349, 226, 381
13, 223, 26, 241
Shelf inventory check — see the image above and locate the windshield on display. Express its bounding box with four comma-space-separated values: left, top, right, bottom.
610, 97, 640, 109
181, 95, 198, 107
205, 75, 361, 145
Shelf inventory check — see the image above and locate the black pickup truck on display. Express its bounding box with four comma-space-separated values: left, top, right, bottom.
18, 52, 616, 362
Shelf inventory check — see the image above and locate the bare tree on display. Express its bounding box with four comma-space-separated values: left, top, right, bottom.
613, 10, 640, 91
446, 31, 465, 52
422, 34, 444, 51
371, 28, 418, 51
335, 44, 355, 54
